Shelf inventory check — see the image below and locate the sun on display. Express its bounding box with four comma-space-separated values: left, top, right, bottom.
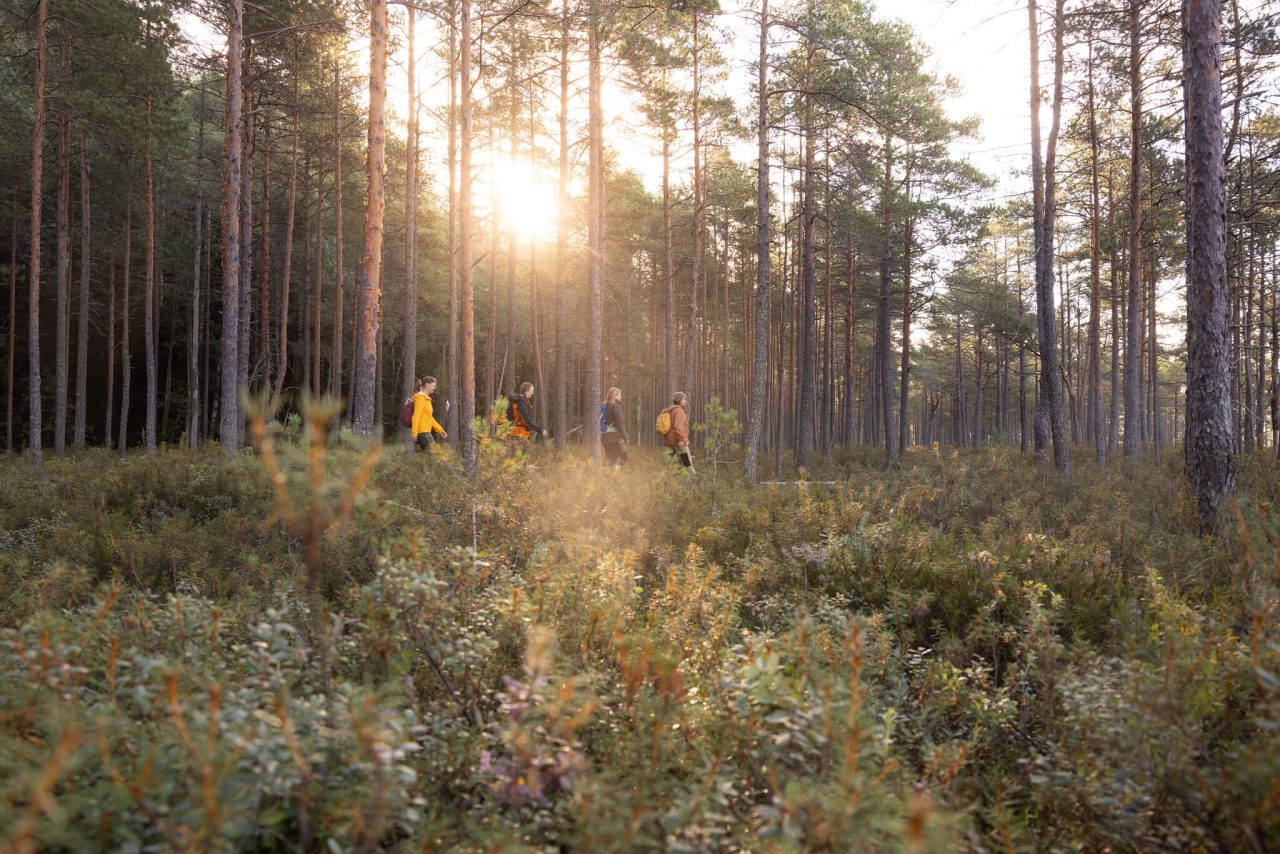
489, 158, 559, 242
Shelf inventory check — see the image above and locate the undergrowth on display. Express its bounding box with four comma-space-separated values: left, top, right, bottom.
1, 433, 1277, 851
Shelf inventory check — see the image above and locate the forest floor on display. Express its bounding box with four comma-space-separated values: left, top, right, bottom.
1, 428, 1278, 851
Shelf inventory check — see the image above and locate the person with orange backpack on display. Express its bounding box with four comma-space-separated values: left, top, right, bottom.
507, 381, 547, 442
656, 391, 694, 472
407, 376, 448, 452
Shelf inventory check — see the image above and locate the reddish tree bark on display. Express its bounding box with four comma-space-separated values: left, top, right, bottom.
352, 0, 387, 437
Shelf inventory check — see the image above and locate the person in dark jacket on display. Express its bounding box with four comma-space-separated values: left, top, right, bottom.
601, 387, 629, 467
507, 381, 547, 442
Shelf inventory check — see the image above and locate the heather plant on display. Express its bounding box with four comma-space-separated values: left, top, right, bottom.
2, 442, 1278, 850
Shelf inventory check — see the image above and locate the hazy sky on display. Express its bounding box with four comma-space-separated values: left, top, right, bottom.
872, 0, 1033, 191
180, 1, 1038, 206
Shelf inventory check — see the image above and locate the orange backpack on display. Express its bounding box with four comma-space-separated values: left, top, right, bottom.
655, 407, 673, 437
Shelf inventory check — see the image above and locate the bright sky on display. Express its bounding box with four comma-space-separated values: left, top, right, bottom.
871, 0, 1033, 193
180, 1, 1037, 213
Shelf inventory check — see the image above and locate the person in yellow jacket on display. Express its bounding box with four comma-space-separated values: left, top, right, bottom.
412, 376, 448, 452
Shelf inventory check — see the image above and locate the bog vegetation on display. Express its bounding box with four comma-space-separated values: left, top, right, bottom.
2, 422, 1278, 850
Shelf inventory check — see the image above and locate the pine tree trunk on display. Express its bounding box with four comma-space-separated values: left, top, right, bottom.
1027, 0, 1069, 472
105, 262, 115, 448
1086, 43, 1104, 467
219, 0, 244, 452
528, 94, 547, 430
201, 209, 212, 440
1124, 0, 1143, 459
352, 0, 386, 438
301, 162, 312, 395
585, 0, 604, 456
1271, 240, 1278, 457
1184, 0, 1236, 525
74, 127, 90, 450
402, 6, 418, 410
446, 16, 460, 439
662, 127, 675, 399
144, 93, 158, 449
553, 3, 569, 448
7, 207, 16, 453
743, 0, 770, 482
269, 97, 299, 416
459, 0, 477, 475
189, 82, 205, 448
27, 0, 47, 462
877, 134, 898, 464
683, 11, 702, 398
120, 190, 133, 455
237, 77, 253, 433
898, 169, 913, 454
504, 106, 517, 400
258, 120, 272, 392
796, 74, 818, 469
53, 102, 69, 455
1108, 168, 1121, 453
332, 64, 345, 408
485, 124, 497, 426
312, 170, 324, 397
844, 244, 856, 445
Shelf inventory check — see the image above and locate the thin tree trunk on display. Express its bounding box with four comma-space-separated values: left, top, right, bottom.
898, 163, 913, 453
402, 5, 418, 409
446, 14, 460, 438
459, 0, 477, 474
1124, 0, 1143, 459
188, 81, 205, 448
7, 206, 16, 453
796, 63, 818, 469
353, 0, 387, 438
1027, 0, 1069, 472
683, 10, 702, 398
331, 63, 345, 409
844, 243, 856, 445
504, 103, 517, 399
27, 0, 47, 462
877, 134, 898, 464
528, 91, 546, 429
1108, 168, 1121, 453
1086, 42, 1104, 467
270, 95, 299, 416
585, 0, 604, 456
74, 126, 90, 450
553, 2, 569, 448
312, 169, 324, 397
663, 110, 675, 397
258, 118, 272, 392
485, 122, 497, 424
105, 258, 115, 448
201, 208, 212, 440
120, 189, 132, 455
237, 76, 253, 432
1183, 0, 1236, 524
53, 100, 69, 454
144, 93, 158, 449
743, 0, 770, 481
219, 0, 244, 452
1017, 238, 1027, 452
